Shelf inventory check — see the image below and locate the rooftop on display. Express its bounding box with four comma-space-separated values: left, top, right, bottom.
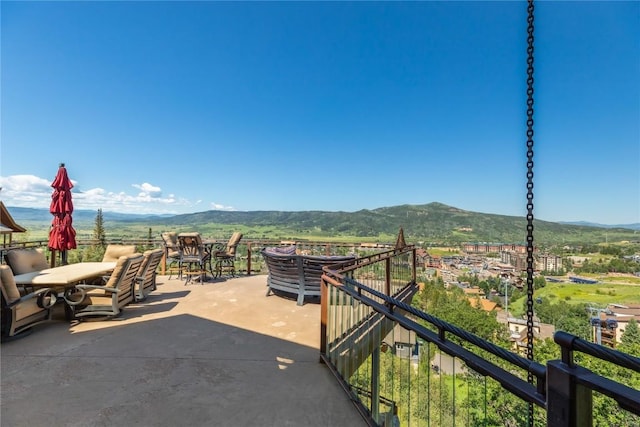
1, 274, 364, 426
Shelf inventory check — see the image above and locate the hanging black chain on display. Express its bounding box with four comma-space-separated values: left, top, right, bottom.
525, 0, 536, 425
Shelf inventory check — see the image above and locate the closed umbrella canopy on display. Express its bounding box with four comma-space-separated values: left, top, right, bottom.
48, 164, 77, 260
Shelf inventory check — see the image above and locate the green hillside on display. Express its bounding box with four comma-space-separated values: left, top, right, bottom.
8, 202, 638, 245
149, 202, 633, 244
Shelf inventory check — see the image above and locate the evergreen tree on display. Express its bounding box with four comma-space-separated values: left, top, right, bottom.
93, 208, 106, 246
621, 319, 640, 347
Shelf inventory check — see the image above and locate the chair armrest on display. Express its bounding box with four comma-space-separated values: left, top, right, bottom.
211, 243, 226, 252
65, 284, 119, 306
8, 288, 57, 309
76, 284, 120, 294
19, 284, 36, 295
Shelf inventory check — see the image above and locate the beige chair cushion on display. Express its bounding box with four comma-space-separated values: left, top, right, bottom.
228, 232, 243, 247
167, 248, 180, 258
140, 248, 163, 269
81, 293, 114, 306
5, 248, 49, 275
137, 248, 164, 283
161, 232, 181, 258
161, 232, 179, 248
0, 265, 22, 303
104, 255, 131, 288
102, 245, 136, 262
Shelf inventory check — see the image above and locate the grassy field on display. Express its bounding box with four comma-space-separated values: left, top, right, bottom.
425, 247, 462, 256
15, 222, 400, 245
511, 278, 640, 314
597, 275, 640, 285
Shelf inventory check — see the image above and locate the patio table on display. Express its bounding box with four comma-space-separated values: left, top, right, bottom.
14, 262, 117, 319
202, 239, 222, 257
14, 262, 117, 288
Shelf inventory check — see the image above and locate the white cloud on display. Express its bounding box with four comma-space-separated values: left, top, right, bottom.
0, 174, 52, 192
132, 182, 162, 198
0, 174, 227, 215
211, 202, 235, 211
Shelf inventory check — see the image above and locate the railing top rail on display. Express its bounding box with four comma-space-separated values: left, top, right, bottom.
327, 245, 415, 275
555, 330, 640, 373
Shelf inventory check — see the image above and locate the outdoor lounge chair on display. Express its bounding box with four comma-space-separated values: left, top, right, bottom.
212, 232, 243, 278
4, 248, 50, 294
4, 248, 49, 276
0, 265, 57, 339
178, 232, 211, 284
133, 248, 164, 301
161, 232, 182, 278
71, 253, 144, 320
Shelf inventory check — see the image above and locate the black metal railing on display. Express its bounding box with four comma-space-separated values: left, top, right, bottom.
320, 247, 640, 427
1, 238, 392, 274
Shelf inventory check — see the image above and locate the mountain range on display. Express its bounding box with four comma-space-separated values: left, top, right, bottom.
6, 202, 639, 245
558, 221, 640, 230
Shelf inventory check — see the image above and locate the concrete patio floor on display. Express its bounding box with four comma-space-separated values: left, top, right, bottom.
1, 274, 365, 427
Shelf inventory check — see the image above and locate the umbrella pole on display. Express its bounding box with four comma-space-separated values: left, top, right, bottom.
61, 250, 68, 265
50, 250, 57, 268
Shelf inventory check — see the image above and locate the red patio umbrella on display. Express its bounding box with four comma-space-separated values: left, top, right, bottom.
48, 163, 77, 265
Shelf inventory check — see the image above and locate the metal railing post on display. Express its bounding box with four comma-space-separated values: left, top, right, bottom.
371, 346, 381, 424
546, 360, 593, 427
385, 258, 391, 296
320, 276, 328, 363
411, 247, 417, 283
247, 244, 252, 275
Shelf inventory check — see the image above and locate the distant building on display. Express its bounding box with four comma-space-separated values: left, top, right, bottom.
383, 325, 419, 361
462, 286, 485, 299
415, 248, 428, 262
425, 255, 441, 269
468, 297, 499, 312
464, 242, 530, 254
591, 304, 640, 347
492, 258, 518, 273
496, 311, 555, 354
500, 251, 535, 272
537, 254, 564, 273
416, 248, 441, 268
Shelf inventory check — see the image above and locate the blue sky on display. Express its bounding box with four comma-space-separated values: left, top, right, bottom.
1, 1, 638, 225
